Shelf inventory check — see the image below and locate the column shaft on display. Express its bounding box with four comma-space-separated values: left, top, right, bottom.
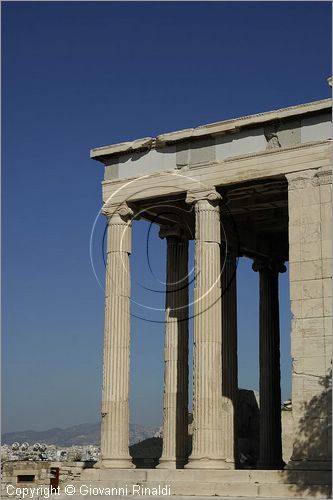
255, 261, 284, 469
100, 209, 134, 469
158, 233, 189, 468
186, 190, 227, 469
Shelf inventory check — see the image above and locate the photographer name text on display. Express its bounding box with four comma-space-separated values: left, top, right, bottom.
6, 483, 172, 498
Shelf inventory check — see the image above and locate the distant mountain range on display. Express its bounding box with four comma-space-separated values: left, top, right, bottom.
1, 422, 159, 447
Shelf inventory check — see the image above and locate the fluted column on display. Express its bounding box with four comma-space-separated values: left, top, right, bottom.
253, 259, 286, 470
158, 226, 189, 469
100, 202, 134, 469
221, 246, 238, 468
185, 188, 228, 469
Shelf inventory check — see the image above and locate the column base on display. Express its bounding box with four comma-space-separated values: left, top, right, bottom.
225, 459, 236, 470
157, 458, 187, 469
96, 458, 135, 469
185, 458, 230, 470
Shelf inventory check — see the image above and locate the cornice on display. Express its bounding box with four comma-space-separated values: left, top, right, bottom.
91, 99, 331, 163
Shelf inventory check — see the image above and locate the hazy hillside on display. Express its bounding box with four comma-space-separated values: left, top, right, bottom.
2, 422, 159, 447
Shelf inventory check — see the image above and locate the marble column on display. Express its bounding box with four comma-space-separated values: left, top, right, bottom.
185, 188, 228, 469
253, 259, 286, 470
221, 246, 238, 468
158, 226, 189, 469
100, 202, 134, 469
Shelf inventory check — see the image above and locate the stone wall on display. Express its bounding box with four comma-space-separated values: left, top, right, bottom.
282, 407, 293, 464
1, 461, 87, 499
287, 167, 332, 469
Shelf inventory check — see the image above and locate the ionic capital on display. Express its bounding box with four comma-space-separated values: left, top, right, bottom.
252, 258, 286, 274
159, 224, 182, 240
101, 201, 134, 221
185, 188, 221, 207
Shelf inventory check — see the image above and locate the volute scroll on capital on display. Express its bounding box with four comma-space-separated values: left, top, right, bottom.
101, 201, 134, 221
185, 188, 222, 206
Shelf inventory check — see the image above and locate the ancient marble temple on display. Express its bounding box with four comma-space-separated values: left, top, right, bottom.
86, 96, 332, 497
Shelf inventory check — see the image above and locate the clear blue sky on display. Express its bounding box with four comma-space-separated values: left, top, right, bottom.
2, 1, 331, 433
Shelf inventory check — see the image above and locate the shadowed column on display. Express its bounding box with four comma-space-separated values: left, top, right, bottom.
253, 258, 286, 470
221, 246, 238, 468
99, 202, 134, 469
158, 226, 189, 469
